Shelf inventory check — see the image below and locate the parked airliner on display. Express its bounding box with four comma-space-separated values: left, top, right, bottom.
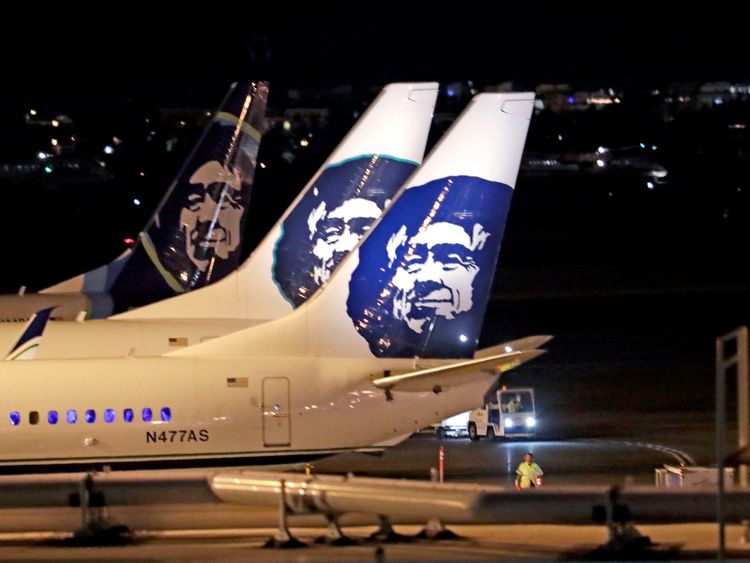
0, 92, 541, 471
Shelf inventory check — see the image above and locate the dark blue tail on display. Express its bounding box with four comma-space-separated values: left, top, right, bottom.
111, 82, 268, 299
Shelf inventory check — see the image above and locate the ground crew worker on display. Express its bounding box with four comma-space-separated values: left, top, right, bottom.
515, 452, 543, 490
506, 396, 519, 413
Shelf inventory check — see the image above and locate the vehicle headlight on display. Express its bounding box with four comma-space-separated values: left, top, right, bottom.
526, 417, 536, 427
504, 418, 514, 428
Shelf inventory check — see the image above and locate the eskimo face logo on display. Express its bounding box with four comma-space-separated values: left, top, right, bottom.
180, 160, 247, 269
387, 221, 490, 334
308, 195, 383, 285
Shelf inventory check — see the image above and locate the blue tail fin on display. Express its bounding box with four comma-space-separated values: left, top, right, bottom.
43, 82, 268, 305
4, 307, 55, 360
114, 82, 438, 321
112, 81, 268, 296
171, 93, 535, 361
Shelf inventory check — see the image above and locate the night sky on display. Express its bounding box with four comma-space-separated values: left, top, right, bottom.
2, 7, 745, 101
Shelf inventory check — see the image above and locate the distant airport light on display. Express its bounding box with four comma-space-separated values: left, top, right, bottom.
651, 145, 658, 151
558, 134, 564, 141
112, 136, 122, 145
639, 142, 646, 149
103, 145, 114, 155
29, 109, 37, 116
597, 146, 607, 154
259, 162, 266, 169
567, 96, 575, 104
36, 151, 48, 160
300, 138, 309, 147
123, 237, 135, 246
133, 198, 141, 206
715, 97, 724, 105
282, 120, 291, 131
139, 171, 145, 177
43, 165, 53, 174
646, 181, 655, 190
596, 159, 605, 168
50, 138, 58, 147
51, 119, 60, 128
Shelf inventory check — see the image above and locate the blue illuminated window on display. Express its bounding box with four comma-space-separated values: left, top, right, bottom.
123, 408, 134, 423
48, 410, 58, 425
67, 410, 77, 424
9, 411, 20, 426
142, 408, 152, 422
160, 407, 171, 422
104, 409, 115, 423
85, 409, 96, 423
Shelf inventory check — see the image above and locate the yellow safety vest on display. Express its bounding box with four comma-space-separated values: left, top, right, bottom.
516, 462, 543, 488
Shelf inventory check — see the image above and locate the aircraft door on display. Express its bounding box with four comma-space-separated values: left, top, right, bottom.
262, 377, 291, 446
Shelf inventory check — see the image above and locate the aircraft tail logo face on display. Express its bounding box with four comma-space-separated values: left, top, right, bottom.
181, 160, 247, 270
272, 155, 417, 307
112, 82, 268, 297
347, 176, 514, 358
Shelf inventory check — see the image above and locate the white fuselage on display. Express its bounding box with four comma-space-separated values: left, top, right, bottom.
0, 318, 264, 359
0, 356, 495, 470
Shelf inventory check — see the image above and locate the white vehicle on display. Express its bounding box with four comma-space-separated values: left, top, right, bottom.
434, 410, 470, 439
468, 387, 536, 441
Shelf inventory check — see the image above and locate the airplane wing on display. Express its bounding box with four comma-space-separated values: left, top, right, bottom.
371, 349, 546, 393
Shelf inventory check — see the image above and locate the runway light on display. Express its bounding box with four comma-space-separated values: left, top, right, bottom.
260, 162, 266, 169
37, 151, 48, 160
504, 418, 514, 428
123, 237, 135, 245
597, 146, 607, 154
300, 139, 309, 147
283, 120, 291, 131
526, 417, 536, 427
51, 119, 60, 128
50, 138, 58, 147
596, 159, 605, 168
651, 145, 658, 151
133, 198, 141, 206
646, 181, 655, 190
43, 165, 53, 174
29, 109, 37, 116
639, 142, 646, 149
103, 145, 114, 155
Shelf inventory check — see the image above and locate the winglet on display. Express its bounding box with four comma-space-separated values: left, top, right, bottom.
4, 307, 56, 361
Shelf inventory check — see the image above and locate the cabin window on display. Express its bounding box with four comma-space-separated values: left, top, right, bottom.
85, 410, 96, 424
142, 408, 153, 422
123, 408, 134, 423
9, 411, 20, 426
160, 407, 171, 422
29, 411, 39, 425
104, 409, 116, 423
48, 411, 58, 425
67, 410, 77, 424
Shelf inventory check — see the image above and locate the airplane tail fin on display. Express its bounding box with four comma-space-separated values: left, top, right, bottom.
171, 93, 535, 360
4, 307, 55, 361
116, 82, 439, 320
43, 82, 269, 303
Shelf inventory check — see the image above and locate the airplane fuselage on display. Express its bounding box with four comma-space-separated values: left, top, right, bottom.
0, 355, 494, 471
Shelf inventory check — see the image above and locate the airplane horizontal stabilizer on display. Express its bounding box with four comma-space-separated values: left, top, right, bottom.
371, 349, 546, 393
